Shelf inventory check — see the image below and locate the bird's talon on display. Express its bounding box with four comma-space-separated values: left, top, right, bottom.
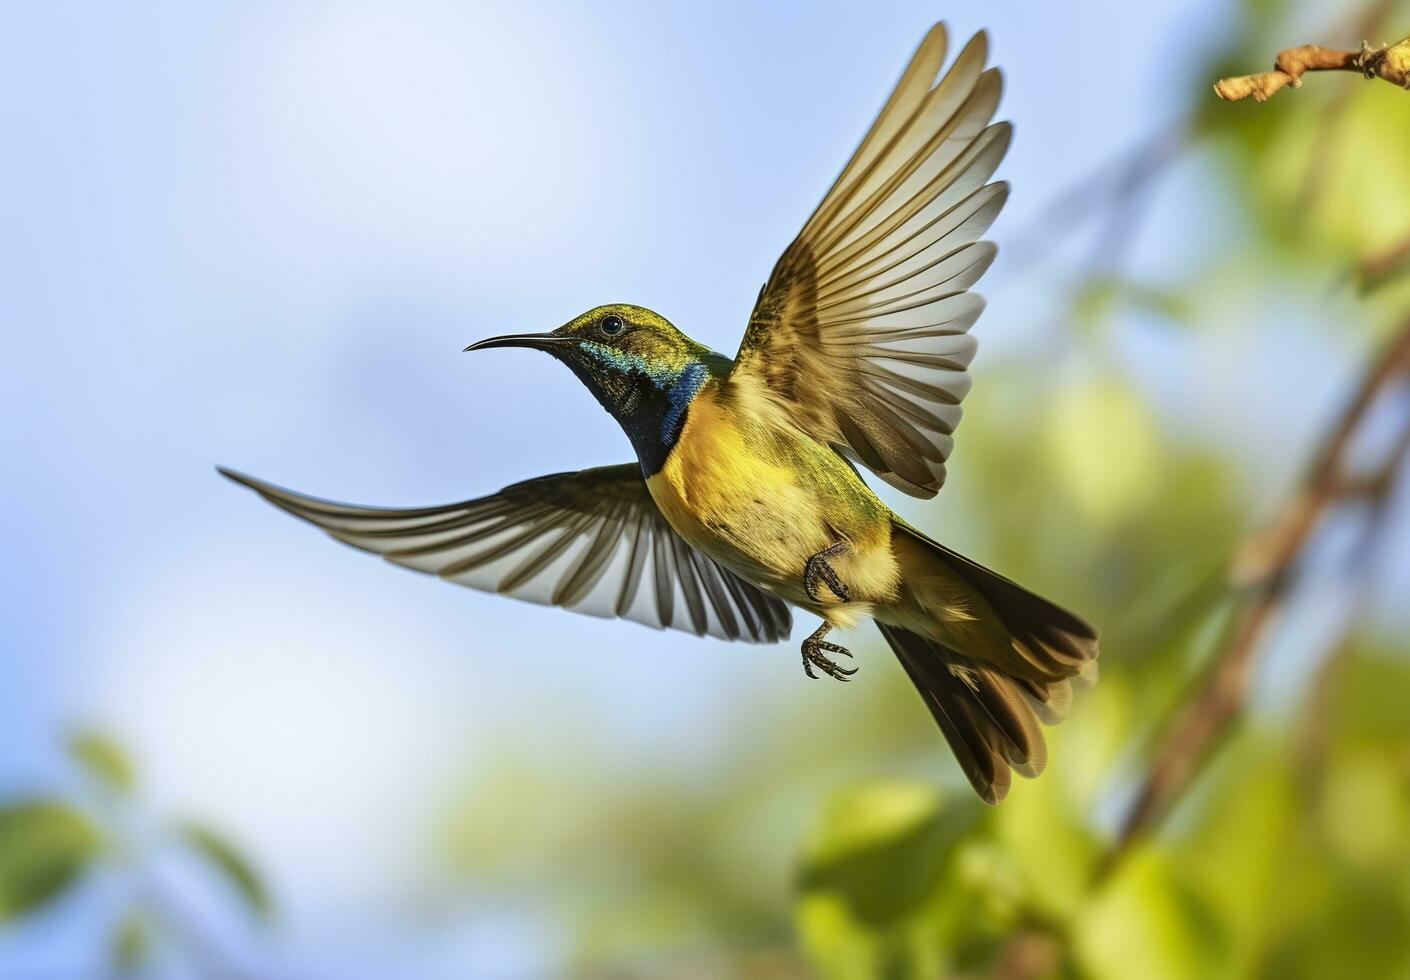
800, 622, 858, 682
803, 541, 851, 604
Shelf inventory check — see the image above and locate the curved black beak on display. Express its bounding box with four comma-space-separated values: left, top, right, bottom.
463, 332, 569, 353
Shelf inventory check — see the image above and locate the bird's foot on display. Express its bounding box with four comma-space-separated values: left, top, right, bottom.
801, 622, 857, 682
804, 541, 850, 603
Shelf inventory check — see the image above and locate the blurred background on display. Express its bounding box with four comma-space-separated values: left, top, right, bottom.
4, 0, 1410, 976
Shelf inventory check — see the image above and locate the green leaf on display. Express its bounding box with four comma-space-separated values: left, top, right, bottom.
0, 801, 99, 919
67, 731, 137, 795
798, 780, 972, 925
1178, 735, 1301, 970
177, 821, 271, 920
1335, 647, 1410, 740
795, 781, 978, 978
110, 909, 150, 973
1075, 849, 1230, 980
991, 757, 1101, 920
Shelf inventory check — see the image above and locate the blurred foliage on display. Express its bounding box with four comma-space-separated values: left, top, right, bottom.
177, 822, 273, 922
795, 781, 978, 977
0, 801, 97, 920
67, 730, 137, 796
430, 1, 1410, 977
111, 910, 151, 974
0, 730, 271, 975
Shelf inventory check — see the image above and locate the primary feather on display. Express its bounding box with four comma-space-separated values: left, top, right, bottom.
218, 466, 790, 644
731, 25, 1009, 497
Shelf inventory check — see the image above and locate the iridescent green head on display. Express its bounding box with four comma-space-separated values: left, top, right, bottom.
466, 304, 730, 473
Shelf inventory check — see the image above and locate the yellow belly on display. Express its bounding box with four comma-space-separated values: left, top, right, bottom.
645, 381, 901, 624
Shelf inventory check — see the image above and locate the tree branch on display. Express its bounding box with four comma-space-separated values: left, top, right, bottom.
990, 319, 1410, 979
1102, 317, 1410, 870
1214, 35, 1410, 102
1297, 418, 1410, 796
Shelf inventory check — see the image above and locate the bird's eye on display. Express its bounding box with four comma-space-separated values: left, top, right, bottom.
598, 314, 626, 336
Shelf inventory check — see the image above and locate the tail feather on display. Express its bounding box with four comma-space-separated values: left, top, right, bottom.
939, 543, 1097, 680
1017, 675, 1073, 726
967, 663, 1048, 778
884, 624, 1013, 804
883, 524, 1099, 803
891, 523, 1099, 682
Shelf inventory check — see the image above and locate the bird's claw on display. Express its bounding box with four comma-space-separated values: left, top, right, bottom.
801, 623, 857, 682
803, 542, 850, 604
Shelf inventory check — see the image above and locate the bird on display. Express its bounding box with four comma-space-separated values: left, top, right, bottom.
220, 22, 1098, 804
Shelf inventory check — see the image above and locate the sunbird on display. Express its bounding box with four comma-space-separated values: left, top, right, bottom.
221, 23, 1098, 804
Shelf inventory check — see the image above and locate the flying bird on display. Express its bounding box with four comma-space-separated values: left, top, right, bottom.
221, 23, 1098, 804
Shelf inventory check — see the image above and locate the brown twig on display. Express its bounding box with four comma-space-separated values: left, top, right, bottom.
1214, 35, 1410, 102
1294, 2, 1396, 214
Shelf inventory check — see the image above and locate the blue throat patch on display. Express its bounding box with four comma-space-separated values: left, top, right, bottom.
572, 342, 711, 475
660, 360, 710, 440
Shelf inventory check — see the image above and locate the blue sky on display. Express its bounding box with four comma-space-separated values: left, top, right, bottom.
6, 1, 1400, 976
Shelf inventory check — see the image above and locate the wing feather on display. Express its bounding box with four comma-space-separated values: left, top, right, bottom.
219, 465, 791, 644
731, 25, 1009, 498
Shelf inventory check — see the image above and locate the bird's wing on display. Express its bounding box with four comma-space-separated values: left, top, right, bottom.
729, 24, 1009, 498
220, 465, 792, 644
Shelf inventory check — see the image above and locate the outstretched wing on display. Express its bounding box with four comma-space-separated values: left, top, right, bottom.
220, 465, 791, 644
730, 24, 1009, 498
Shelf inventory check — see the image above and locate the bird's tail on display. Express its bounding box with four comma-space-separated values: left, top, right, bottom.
880, 522, 1099, 804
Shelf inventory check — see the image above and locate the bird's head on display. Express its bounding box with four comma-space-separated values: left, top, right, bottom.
466, 304, 727, 472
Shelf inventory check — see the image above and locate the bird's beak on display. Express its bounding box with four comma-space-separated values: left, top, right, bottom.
463, 332, 570, 353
